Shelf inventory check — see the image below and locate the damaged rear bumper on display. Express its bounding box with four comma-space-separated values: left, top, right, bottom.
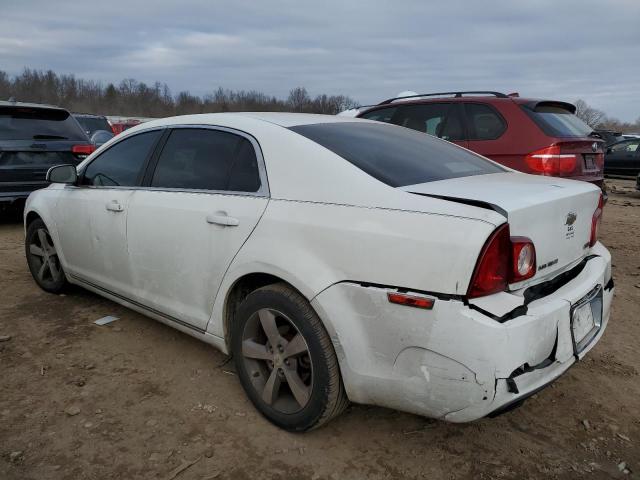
311, 243, 613, 422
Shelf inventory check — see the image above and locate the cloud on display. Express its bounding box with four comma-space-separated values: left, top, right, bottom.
1, 0, 639, 121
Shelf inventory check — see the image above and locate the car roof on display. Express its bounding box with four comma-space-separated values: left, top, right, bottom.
132, 112, 365, 132
0, 100, 67, 111
357, 95, 575, 115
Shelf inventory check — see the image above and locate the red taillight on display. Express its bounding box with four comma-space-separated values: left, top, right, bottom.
467, 224, 537, 298
387, 292, 435, 310
589, 193, 604, 247
467, 224, 511, 298
525, 145, 577, 176
72, 144, 96, 156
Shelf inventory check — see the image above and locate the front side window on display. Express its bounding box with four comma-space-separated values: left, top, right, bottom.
290, 122, 504, 187
611, 140, 640, 153
464, 103, 506, 140
82, 130, 162, 186
359, 107, 397, 123
150, 128, 261, 192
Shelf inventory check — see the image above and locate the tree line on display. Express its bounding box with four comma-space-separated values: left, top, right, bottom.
573, 99, 639, 133
0, 68, 358, 117
1, 68, 637, 132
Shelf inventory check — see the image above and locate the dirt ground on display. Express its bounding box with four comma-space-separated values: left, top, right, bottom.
1, 179, 639, 480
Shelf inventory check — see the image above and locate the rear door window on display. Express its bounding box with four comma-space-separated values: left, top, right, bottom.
523, 102, 592, 137
150, 128, 261, 192
464, 103, 506, 140
290, 122, 504, 187
0, 106, 87, 141
361, 103, 465, 141
82, 130, 162, 186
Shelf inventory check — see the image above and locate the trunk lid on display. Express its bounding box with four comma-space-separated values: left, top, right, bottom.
403, 172, 601, 286
557, 139, 604, 180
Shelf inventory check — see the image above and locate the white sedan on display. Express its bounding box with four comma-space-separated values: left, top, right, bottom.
24, 112, 613, 431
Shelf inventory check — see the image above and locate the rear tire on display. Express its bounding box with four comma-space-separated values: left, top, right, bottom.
25, 218, 68, 294
231, 282, 348, 431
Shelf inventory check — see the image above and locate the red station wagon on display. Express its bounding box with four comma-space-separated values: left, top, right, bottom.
355, 91, 605, 192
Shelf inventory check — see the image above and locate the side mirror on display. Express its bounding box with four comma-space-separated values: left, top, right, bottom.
46, 164, 78, 184
606, 147, 612, 154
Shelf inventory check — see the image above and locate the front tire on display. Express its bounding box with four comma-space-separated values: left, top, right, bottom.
25, 218, 68, 293
231, 283, 348, 431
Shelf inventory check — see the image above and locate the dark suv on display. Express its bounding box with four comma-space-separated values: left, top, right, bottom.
1, 101, 95, 209
355, 91, 605, 190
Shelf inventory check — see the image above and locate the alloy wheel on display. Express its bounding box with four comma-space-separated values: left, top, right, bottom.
240, 308, 313, 414
28, 228, 63, 284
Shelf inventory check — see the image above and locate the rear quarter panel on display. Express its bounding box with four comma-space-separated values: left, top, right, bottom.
208, 199, 498, 338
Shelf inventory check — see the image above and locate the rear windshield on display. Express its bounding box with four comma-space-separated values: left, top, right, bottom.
289, 122, 505, 187
0, 106, 87, 141
523, 103, 592, 138
75, 116, 112, 135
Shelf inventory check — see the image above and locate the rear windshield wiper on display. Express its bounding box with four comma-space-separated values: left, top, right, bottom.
588, 131, 603, 139
32, 134, 68, 140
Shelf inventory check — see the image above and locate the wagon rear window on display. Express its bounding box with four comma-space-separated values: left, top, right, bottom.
290, 122, 504, 187
0, 106, 87, 141
522, 102, 592, 138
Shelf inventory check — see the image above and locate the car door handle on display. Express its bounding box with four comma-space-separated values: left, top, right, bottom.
105, 201, 124, 212
206, 213, 239, 227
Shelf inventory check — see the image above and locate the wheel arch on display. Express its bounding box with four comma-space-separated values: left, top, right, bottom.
25, 210, 42, 229
220, 271, 314, 352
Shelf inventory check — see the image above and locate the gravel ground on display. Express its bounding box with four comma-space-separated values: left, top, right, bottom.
1, 179, 639, 480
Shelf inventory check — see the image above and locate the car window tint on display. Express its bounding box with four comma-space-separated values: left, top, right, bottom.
465, 103, 506, 140
359, 107, 397, 123
75, 116, 112, 135
611, 140, 639, 153
227, 137, 261, 192
151, 128, 260, 192
0, 106, 87, 141
522, 103, 592, 137
290, 122, 505, 187
383, 103, 465, 141
82, 130, 161, 186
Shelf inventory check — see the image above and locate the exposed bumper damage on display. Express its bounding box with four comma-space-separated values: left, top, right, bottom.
311, 243, 613, 422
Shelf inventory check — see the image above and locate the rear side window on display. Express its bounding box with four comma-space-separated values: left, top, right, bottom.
464, 103, 506, 140
150, 128, 261, 192
0, 107, 87, 141
82, 130, 162, 186
523, 103, 592, 138
290, 122, 504, 187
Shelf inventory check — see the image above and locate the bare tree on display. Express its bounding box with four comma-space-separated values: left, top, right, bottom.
288, 87, 311, 112
574, 99, 606, 128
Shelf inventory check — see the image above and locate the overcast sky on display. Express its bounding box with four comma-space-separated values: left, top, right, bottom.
2, 0, 639, 120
